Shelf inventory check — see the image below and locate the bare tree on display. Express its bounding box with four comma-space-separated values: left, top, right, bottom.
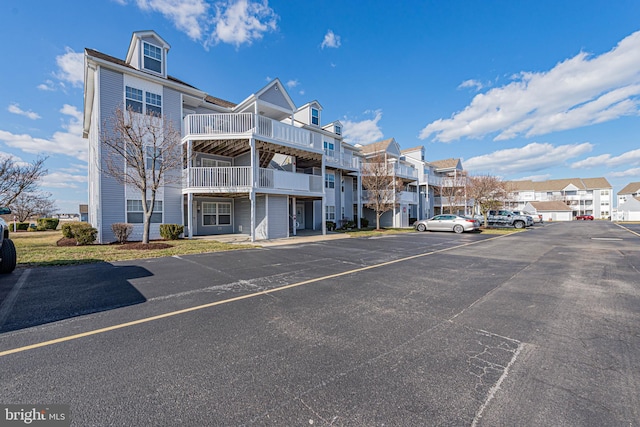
0, 155, 48, 206
361, 150, 403, 230
437, 172, 468, 215
101, 107, 182, 244
10, 192, 56, 222
467, 175, 510, 227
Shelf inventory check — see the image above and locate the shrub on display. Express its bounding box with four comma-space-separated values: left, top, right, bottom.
111, 223, 133, 244
62, 222, 98, 245
160, 224, 184, 240
360, 218, 369, 228
326, 221, 336, 231
37, 218, 59, 230
11, 222, 30, 231
74, 226, 98, 245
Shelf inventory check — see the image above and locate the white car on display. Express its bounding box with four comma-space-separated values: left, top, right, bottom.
414, 215, 481, 234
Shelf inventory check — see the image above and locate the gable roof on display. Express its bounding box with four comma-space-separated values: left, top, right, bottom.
358, 138, 397, 155
528, 201, 573, 211
618, 181, 640, 195
429, 158, 461, 171
507, 177, 612, 192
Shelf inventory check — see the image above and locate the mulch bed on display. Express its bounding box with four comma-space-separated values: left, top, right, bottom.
56, 237, 173, 250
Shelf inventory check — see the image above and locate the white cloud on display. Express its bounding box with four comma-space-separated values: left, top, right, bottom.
8, 104, 41, 120
135, 0, 209, 40
516, 174, 552, 182
458, 79, 484, 91
119, 0, 277, 48
0, 104, 87, 161
208, 0, 278, 47
55, 48, 84, 87
342, 110, 384, 145
40, 171, 87, 189
464, 142, 593, 175
286, 79, 299, 88
420, 31, 640, 142
37, 80, 56, 91
321, 30, 341, 49
609, 167, 640, 177
571, 148, 640, 169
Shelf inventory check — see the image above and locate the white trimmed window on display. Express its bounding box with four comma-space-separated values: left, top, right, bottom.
146, 146, 162, 170
127, 199, 163, 223
125, 86, 143, 113
143, 42, 162, 73
325, 172, 335, 189
335, 124, 341, 135
311, 108, 319, 126
326, 205, 336, 221
202, 202, 232, 226
146, 92, 162, 116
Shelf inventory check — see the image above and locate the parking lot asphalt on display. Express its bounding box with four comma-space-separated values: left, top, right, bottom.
0, 221, 639, 426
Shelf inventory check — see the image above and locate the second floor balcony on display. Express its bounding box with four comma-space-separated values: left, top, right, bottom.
182, 166, 323, 195
183, 113, 322, 152
325, 150, 360, 170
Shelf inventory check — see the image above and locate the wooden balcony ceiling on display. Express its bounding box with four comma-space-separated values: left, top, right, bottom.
193, 139, 250, 157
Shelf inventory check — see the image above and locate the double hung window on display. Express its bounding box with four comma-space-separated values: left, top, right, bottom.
202, 202, 232, 226
126, 199, 163, 223
143, 42, 162, 73
325, 172, 335, 189
125, 86, 162, 116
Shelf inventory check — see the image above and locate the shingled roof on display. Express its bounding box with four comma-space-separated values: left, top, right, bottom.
429, 158, 461, 170
618, 181, 640, 195
85, 48, 236, 108
507, 177, 612, 192
529, 201, 573, 211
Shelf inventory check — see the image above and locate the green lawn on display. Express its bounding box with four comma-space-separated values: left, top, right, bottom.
11, 231, 255, 268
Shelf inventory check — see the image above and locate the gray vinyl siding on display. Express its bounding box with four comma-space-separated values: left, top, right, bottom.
99, 68, 126, 243
163, 86, 183, 225
235, 152, 251, 166
259, 85, 291, 110
234, 198, 251, 234
344, 176, 354, 220
268, 195, 288, 239
255, 196, 267, 240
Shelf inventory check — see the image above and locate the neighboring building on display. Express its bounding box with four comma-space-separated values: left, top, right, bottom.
616, 182, 640, 221
524, 201, 573, 222
79, 204, 88, 222
84, 30, 361, 243
358, 138, 419, 228
505, 178, 613, 220
617, 182, 640, 206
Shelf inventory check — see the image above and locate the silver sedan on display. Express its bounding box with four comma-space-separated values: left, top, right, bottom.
414, 214, 480, 233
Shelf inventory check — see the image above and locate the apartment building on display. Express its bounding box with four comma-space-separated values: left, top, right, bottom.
616, 182, 640, 221
357, 138, 419, 228
505, 178, 613, 220
83, 30, 361, 243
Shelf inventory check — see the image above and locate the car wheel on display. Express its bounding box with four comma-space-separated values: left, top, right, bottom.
0, 238, 17, 274
453, 224, 464, 234
417, 223, 426, 232
514, 220, 525, 229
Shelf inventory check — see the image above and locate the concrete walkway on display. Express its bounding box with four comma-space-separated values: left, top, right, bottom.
191, 230, 351, 247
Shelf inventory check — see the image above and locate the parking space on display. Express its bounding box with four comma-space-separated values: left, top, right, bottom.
1, 222, 639, 425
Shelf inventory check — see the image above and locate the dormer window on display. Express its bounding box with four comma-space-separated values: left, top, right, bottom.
143, 42, 162, 73
334, 124, 342, 135
311, 108, 319, 126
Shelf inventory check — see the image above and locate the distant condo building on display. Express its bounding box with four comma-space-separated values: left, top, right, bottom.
504, 178, 613, 220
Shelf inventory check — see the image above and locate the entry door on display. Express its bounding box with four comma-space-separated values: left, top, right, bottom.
296, 203, 305, 229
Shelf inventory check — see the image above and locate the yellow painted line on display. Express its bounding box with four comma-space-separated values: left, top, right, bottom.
0, 234, 507, 358
615, 223, 640, 237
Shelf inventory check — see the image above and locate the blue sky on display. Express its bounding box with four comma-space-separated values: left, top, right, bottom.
1, 0, 640, 213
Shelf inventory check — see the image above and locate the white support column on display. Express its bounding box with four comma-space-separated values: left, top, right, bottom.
322, 154, 326, 235
250, 137, 256, 242
187, 192, 193, 238
292, 196, 296, 236
357, 172, 363, 229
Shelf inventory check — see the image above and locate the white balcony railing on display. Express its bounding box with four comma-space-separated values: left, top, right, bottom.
184, 113, 321, 150
325, 151, 360, 170
183, 166, 323, 194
